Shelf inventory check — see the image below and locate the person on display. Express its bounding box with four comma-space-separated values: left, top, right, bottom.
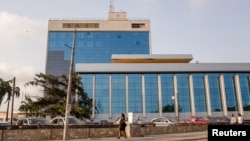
117, 113, 127, 139
237, 113, 243, 125
230, 114, 236, 125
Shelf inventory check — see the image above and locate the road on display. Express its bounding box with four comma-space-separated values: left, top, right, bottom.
49, 131, 207, 141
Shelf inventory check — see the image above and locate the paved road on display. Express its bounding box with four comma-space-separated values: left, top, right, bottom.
50, 131, 207, 141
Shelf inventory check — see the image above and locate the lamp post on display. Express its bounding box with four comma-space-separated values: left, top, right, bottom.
172, 94, 179, 123
63, 27, 76, 141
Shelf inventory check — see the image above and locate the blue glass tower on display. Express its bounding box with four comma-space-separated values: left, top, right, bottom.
46, 12, 151, 76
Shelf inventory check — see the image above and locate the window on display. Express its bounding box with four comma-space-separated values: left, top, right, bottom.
132, 23, 145, 28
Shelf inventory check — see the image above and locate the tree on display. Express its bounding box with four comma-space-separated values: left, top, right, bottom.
0, 78, 12, 106
22, 72, 92, 119
162, 103, 183, 113
0, 78, 20, 121
19, 95, 41, 117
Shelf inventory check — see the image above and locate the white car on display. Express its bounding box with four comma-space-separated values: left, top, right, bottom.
50, 116, 85, 125
16, 117, 50, 126
151, 117, 177, 127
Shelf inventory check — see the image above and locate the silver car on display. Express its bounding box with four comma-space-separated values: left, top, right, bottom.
50, 116, 85, 125
151, 117, 178, 127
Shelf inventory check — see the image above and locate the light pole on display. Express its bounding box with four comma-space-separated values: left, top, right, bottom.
172, 94, 179, 123
63, 27, 76, 141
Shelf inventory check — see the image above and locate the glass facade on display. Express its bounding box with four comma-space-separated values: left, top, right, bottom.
46, 31, 150, 76
46, 20, 250, 121
128, 74, 142, 113
208, 73, 222, 112
80, 73, 250, 115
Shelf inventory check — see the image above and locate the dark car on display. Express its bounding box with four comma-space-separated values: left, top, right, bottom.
0, 122, 11, 129
208, 116, 230, 124
99, 120, 109, 124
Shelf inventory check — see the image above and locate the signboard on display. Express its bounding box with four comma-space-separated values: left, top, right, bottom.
128, 112, 133, 123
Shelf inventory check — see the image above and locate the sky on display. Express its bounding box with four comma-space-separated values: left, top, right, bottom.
0, 0, 250, 111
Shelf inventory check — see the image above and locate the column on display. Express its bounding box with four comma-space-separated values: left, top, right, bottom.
234, 75, 244, 115
109, 75, 112, 118
173, 75, 179, 119
189, 75, 195, 116
92, 75, 96, 119
158, 75, 162, 117
142, 75, 146, 117
219, 75, 227, 116
204, 75, 212, 116
125, 75, 129, 114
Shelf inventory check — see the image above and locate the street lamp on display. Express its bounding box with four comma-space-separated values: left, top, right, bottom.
63, 27, 76, 141
172, 94, 179, 123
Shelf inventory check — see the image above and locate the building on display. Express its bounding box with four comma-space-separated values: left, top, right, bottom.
46, 12, 150, 76
0, 111, 21, 122
46, 11, 250, 122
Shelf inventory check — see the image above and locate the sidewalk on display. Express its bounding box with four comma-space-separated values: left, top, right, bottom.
49, 131, 207, 141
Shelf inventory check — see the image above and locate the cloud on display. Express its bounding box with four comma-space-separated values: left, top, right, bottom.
0, 62, 43, 111
0, 11, 47, 53
0, 12, 46, 111
188, 0, 209, 11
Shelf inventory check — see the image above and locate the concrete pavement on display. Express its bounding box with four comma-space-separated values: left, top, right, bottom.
49, 131, 208, 141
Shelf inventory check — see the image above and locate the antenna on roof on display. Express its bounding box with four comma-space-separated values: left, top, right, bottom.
110, 0, 114, 12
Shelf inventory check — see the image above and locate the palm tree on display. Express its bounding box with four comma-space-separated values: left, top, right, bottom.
0, 78, 12, 105
0, 78, 12, 121
0, 78, 21, 121
19, 95, 40, 117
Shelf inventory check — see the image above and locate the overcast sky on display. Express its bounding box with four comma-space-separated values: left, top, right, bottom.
0, 0, 250, 111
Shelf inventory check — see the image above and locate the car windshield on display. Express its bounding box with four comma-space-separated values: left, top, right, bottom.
165, 117, 178, 122
68, 117, 84, 124
28, 118, 50, 125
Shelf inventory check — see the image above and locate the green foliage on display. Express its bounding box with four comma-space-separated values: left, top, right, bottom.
162, 103, 175, 112
0, 78, 12, 105
19, 73, 92, 119
19, 95, 41, 117
243, 104, 250, 111
162, 103, 183, 113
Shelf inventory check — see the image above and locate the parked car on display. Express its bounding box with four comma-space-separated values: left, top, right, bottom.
136, 117, 147, 124
16, 117, 50, 126
190, 116, 210, 124
165, 116, 179, 123
151, 117, 178, 126
0, 122, 11, 129
207, 116, 230, 124
50, 116, 85, 125
99, 120, 108, 124
198, 116, 210, 121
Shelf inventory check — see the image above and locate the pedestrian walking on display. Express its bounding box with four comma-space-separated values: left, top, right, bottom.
230, 114, 236, 125
237, 113, 243, 125
117, 113, 127, 139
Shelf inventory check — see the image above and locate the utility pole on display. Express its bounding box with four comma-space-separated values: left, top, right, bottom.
10, 77, 15, 125
63, 27, 76, 141
5, 77, 19, 123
